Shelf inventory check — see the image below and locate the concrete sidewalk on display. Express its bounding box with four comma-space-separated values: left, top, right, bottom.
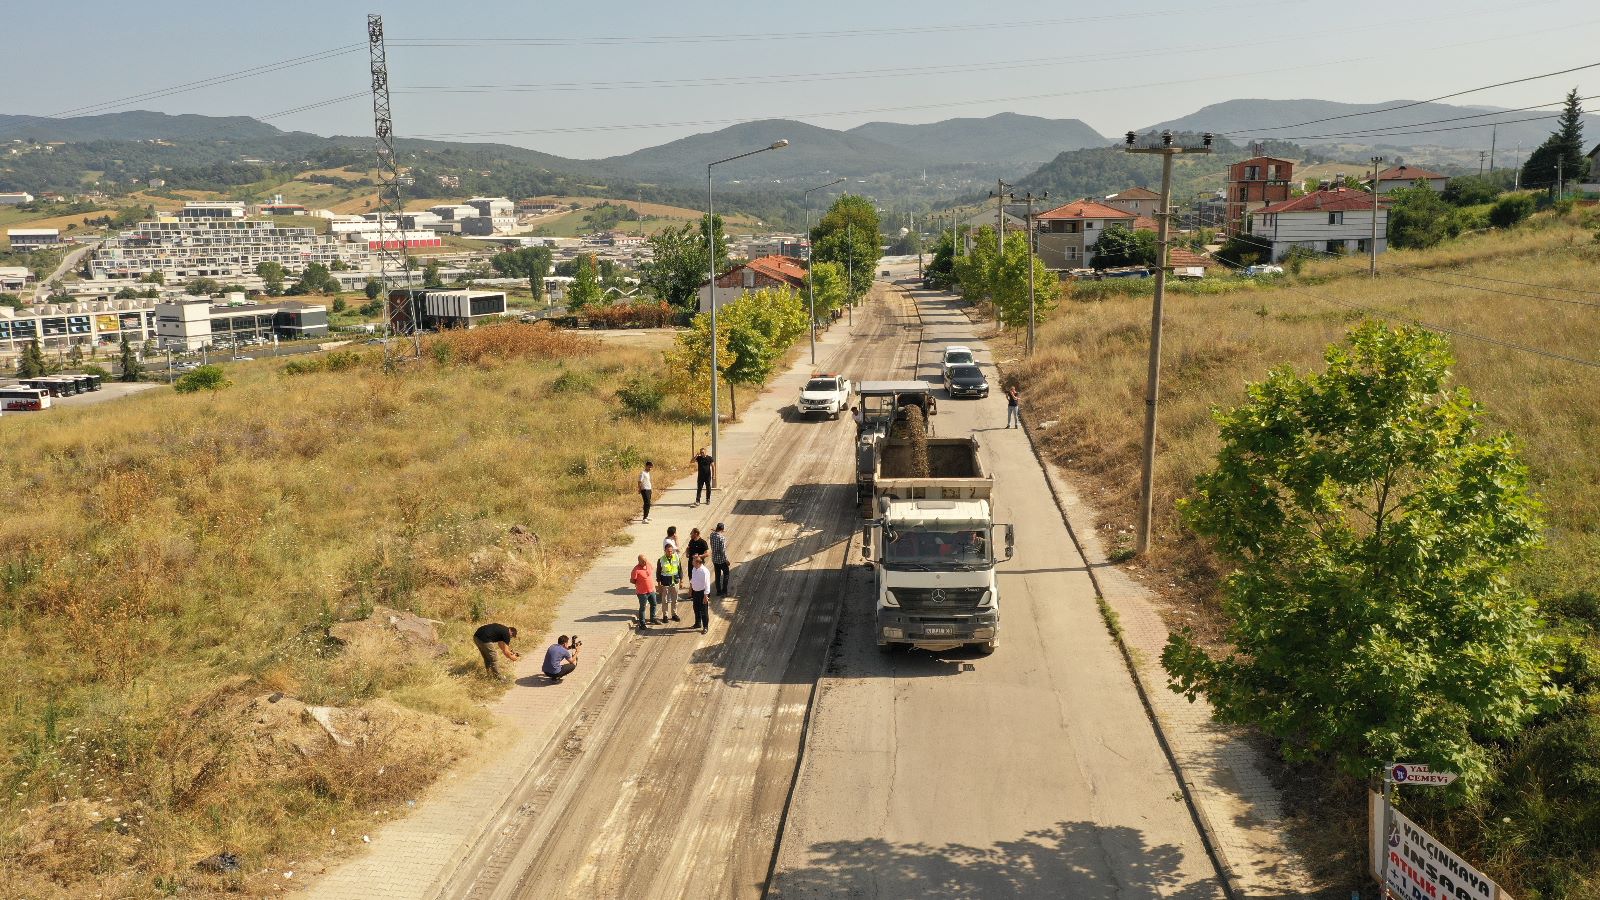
305, 320, 855, 900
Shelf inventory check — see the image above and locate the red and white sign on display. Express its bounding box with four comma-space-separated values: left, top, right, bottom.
1369, 792, 1508, 900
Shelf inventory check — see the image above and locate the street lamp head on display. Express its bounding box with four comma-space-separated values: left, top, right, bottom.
1202, 132, 1214, 148
1161, 130, 1174, 147
769, 139, 789, 150
1125, 131, 1137, 147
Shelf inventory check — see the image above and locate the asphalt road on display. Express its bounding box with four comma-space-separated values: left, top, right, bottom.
766, 288, 1224, 899
436, 289, 926, 900
32, 240, 98, 302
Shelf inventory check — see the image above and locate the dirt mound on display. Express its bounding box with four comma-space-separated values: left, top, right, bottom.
328, 605, 447, 659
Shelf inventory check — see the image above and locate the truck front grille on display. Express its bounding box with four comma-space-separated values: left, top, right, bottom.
892, 587, 986, 612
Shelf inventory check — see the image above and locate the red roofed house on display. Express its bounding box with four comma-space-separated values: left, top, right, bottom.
1031, 199, 1137, 270
697, 253, 809, 312
1374, 164, 1449, 194
1225, 156, 1295, 236
1103, 186, 1162, 217
1246, 187, 1388, 262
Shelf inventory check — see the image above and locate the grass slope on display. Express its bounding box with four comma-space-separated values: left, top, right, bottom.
0, 324, 693, 898
1007, 209, 1600, 896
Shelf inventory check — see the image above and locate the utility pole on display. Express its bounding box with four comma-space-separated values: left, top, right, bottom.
1489, 125, 1497, 174
1515, 145, 1522, 189
366, 13, 417, 359
1124, 131, 1212, 558
1369, 155, 1383, 279
1478, 151, 1488, 177
1557, 158, 1564, 198
846, 220, 853, 329
1015, 191, 1048, 354
990, 179, 1012, 256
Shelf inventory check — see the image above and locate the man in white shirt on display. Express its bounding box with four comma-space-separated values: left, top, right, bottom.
689, 554, 713, 634
638, 461, 653, 523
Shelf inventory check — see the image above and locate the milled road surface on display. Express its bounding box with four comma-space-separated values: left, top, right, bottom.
437, 290, 925, 900
767, 288, 1224, 899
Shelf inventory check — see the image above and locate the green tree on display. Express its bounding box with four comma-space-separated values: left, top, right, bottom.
67, 343, 83, 367
0, 292, 22, 310
1214, 232, 1274, 267
117, 334, 142, 382
364, 278, 382, 301
113, 286, 139, 300
804, 260, 848, 320
953, 225, 999, 300
1388, 185, 1462, 250
18, 339, 50, 377
567, 254, 603, 311
811, 195, 882, 303
255, 261, 286, 296
185, 277, 220, 296
1442, 175, 1503, 206
1162, 322, 1559, 788
1488, 193, 1536, 228
140, 270, 165, 285
664, 312, 734, 419
422, 259, 443, 288
1092, 223, 1158, 269
490, 246, 552, 302
289, 262, 338, 296
331, 297, 348, 313
923, 230, 956, 290
173, 364, 231, 395
1521, 88, 1588, 193
989, 231, 1059, 329
640, 217, 727, 310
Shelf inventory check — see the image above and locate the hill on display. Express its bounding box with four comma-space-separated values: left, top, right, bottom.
598, 118, 935, 182
847, 112, 1108, 169
0, 109, 303, 143
1143, 98, 1599, 151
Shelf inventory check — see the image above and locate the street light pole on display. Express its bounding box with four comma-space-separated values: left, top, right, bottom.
1369, 155, 1384, 278
1125, 130, 1212, 558
706, 139, 788, 485
846, 220, 853, 329
803, 177, 845, 366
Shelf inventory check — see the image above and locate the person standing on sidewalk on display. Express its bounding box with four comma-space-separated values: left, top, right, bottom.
691, 447, 715, 507
685, 527, 709, 566
1005, 385, 1022, 429
472, 622, 519, 679
689, 554, 713, 634
656, 546, 684, 624
638, 461, 654, 523
630, 554, 656, 630
710, 522, 731, 597
663, 525, 679, 555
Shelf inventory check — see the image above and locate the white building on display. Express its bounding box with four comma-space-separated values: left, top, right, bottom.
176, 200, 248, 219
0, 297, 160, 356
7, 228, 61, 250
1247, 188, 1389, 261
0, 266, 31, 291
154, 296, 329, 351
428, 204, 479, 222
90, 218, 371, 280
0, 191, 34, 205
1373, 165, 1449, 194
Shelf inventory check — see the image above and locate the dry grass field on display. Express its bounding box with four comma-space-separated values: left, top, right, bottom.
1005, 207, 1600, 895
0, 324, 696, 898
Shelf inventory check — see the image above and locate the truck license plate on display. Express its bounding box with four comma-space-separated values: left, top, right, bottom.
923, 626, 954, 636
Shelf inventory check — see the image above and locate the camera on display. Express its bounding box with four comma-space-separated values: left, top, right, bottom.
571, 635, 582, 648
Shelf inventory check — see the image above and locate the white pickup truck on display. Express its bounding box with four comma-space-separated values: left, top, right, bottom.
796, 373, 853, 419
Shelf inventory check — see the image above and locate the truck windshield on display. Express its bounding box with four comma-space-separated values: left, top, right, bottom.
884, 529, 990, 567
860, 394, 896, 419
804, 379, 838, 392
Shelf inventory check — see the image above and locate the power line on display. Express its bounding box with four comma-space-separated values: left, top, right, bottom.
1262, 93, 1599, 142
1217, 59, 1600, 135
259, 92, 370, 121
386, 2, 1297, 47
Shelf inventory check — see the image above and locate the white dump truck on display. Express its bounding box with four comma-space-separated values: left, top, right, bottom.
855, 381, 1012, 654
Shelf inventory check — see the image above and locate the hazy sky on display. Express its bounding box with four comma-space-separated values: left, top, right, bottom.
3, 0, 1595, 158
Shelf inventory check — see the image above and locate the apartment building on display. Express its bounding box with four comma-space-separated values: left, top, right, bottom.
1031, 200, 1137, 270
1246, 188, 1388, 261
1224, 156, 1294, 235
1103, 187, 1162, 217
1373, 164, 1448, 194
89, 219, 371, 280
176, 201, 247, 219
0, 297, 159, 356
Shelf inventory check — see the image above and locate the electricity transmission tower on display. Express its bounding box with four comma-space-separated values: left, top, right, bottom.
367, 14, 418, 352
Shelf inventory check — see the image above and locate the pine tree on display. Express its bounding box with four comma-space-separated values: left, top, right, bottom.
118, 335, 143, 382
1521, 88, 1588, 193
17, 339, 48, 378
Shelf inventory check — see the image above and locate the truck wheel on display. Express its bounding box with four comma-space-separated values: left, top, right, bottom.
830, 409, 840, 420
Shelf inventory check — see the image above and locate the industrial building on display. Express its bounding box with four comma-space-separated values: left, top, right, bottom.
176, 201, 247, 219
89, 218, 371, 280
390, 289, 507, 330
154, 296, 329, 350
7, 228, 62, 249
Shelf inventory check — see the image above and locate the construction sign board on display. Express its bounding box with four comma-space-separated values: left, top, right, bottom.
1369, 791, 1509, 900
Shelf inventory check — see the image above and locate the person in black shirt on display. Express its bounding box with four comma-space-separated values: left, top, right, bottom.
472, 623, 519, 679
692, 448, 715, 507
685, 527, 710, 565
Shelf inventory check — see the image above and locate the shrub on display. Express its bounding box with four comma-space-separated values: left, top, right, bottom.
582, 301, 675, 329
1489, 193, 1537, 229
172, 364, 231, 394
83, 364, 111, 380
550, 369, 597, 394
617, 375, 665, 414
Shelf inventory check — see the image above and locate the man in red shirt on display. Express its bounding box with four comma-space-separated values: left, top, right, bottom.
630, 553, 657, 630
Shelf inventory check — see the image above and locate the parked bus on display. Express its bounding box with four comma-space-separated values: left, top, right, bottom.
0, 386, 51, 411
24, 376, 77, 397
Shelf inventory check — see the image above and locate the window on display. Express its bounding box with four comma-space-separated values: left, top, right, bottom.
1085, 221, 1095, 229
1245, 165, 1260, 180
1328, 212, 1344, 225
1326, 240, 1343, 254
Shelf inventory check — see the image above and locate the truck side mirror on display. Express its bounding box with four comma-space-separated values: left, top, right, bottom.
1004, 524, 1015, 560
861, 524, 877, 561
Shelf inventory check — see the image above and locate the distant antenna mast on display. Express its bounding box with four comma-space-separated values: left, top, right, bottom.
368, 13, 418, 353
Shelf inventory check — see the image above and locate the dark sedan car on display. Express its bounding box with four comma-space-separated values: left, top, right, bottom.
943, 364, 989, 399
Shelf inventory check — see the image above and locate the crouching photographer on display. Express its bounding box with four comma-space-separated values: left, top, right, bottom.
542, 634, 581, 683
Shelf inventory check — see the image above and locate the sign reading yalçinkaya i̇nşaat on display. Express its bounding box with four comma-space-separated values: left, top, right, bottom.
1369, 792, 1508, 900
